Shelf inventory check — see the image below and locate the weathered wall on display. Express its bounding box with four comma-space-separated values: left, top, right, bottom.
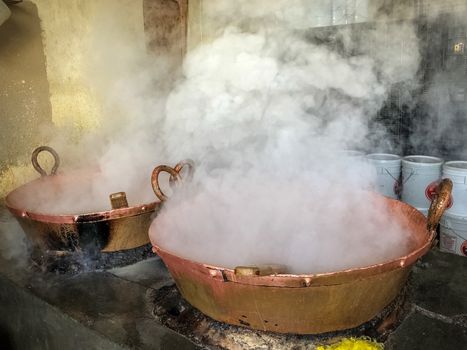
0, 0, 146, 199
33, 0, 145, 132
0, 1, 52, 198
0, 0, 193, 199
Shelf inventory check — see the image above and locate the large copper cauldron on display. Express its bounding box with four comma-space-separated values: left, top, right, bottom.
5, 146, 190, 259
150, 164, 452, 334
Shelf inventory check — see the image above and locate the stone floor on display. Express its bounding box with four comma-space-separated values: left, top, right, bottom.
0, 211, 466, 349
384, 249, 467, 350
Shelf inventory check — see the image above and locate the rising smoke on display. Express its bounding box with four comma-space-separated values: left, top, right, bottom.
149, 0, 422, 273
5, 1, 430, 273
0, 208, 27, 267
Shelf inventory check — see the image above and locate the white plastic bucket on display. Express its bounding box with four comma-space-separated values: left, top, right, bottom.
366, 153, 401, 199
440, 213, 467, 257
401, 155, 443, 212
443, 161, 467, 217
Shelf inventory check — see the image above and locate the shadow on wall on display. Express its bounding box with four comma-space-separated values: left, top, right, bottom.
0, 1, 52, 196
0, 325, 13, 350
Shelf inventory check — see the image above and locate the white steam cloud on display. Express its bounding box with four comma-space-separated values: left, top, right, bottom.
149, 1, 421, 273
7, 1, 429, 273
0, 209, 27, 267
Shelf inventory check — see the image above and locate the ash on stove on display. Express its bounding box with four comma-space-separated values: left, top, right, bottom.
30, 243, 153, 274
149, 284, 411, 350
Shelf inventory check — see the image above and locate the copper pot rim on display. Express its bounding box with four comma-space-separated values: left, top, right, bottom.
5, 174, 160, 224
153, 235, 432, 288
152, 199, 434, 288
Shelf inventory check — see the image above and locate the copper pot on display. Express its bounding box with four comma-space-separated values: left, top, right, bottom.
5, 146, 189, 257
150, 165, 452, 334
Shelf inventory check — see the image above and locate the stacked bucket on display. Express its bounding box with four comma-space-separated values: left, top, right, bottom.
365, 152, 467, 258
401, 156, 443, 217
439, 161, 467, 257
366, 153, 401, 200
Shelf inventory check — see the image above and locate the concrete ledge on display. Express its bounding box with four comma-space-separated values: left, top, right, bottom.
0, 256, 198, 350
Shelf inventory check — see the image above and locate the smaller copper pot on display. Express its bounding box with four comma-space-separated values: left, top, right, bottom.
5, 146, 188, 258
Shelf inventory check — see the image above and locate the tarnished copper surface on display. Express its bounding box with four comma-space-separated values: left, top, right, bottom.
109, 192, 130, 210
427, 178, 453, 232
5, 174, 160, 253
151, 165, 181, 202
234, 265, 288, 277
152, 192, 452, 334
173, 159, 195, 181
5, 146, 163, 254
5, 174, 160, 224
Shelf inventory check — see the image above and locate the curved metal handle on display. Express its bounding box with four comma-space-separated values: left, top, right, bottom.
170, 159, 195, 186
31, 146, 60, 177
152, 160, 195, 202
174, 159, 195, 178
151, 165, 182, 202
427, 178, 453, 233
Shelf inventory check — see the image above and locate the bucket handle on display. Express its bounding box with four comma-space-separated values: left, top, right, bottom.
384, 168, 400, 182
427, 178, 453, 234
31, 146, 60, 177
401, 169, 415, 185
151, 159, 194, 202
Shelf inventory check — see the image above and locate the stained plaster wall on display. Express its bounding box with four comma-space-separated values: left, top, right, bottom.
0, 0, 145, 199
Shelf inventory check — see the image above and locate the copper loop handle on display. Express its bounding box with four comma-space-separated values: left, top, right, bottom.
170, 159, 195, 187
426, 178, 453, 234
31, 146, 60, 177
151, 165, 182, 202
